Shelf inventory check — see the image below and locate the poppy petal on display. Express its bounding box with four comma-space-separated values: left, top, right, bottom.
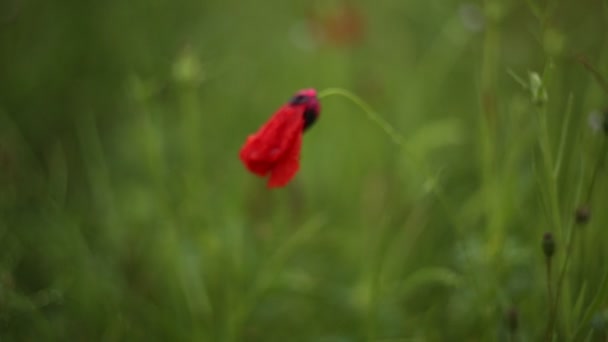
240, 106, 304, 181
240, 89, 320, 188
240, 135, 273, 176
267, 132, 302, 187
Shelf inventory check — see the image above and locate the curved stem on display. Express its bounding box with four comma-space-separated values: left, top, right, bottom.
316, 87, 467, 254
318, 87, 451, 339
318, 88, 406, 147
318, 87, 429, 173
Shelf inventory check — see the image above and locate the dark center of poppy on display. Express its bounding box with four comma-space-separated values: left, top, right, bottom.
289, 95, 308, 105
289, 93, 319, 131
303, 108, 317, 130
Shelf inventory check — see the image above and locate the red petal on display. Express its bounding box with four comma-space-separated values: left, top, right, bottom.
240, 135, 273, 176
240, 105, 305, 186
267, 131, 302, 187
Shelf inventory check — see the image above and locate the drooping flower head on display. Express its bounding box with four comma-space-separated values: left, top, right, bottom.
240, 89, 320, 188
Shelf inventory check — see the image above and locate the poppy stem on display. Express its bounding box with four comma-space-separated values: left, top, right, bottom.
317, 87, 467, 259
317, 88, 438, 184
318, 88, 406, 147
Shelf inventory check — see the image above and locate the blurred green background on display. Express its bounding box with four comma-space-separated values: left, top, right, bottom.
1, 0, 608, 340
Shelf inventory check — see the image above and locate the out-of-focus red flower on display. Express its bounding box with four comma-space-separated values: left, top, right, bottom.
308, 2, 365, 48
240, 89, 320, 188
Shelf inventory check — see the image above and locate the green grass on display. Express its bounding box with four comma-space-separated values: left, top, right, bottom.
1, 0, 608, 340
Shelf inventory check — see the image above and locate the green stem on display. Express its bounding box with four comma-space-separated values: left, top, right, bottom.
317, 88, 440, 340
318, 87, 429, 177
545, 257, 553, 342
550, 155, 587, 339
536, 61, 562, 236
538, 102, 562, 233
551, 221, 576, 337
553, 93, 574, 179
585, 136, 608, 203
546, 257, 553, 311
318, 88, 406, 147
317, 88, 461, 220
316, 90, 470, 319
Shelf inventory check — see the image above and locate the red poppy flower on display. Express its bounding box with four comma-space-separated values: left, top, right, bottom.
240, 89, 321, 188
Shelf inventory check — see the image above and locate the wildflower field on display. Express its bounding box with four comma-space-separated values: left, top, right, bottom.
1, 0, 608, 340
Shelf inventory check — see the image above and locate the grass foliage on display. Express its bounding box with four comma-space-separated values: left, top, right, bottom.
1, 0, 608, 340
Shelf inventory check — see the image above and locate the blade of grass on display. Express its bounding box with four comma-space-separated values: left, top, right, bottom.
553, 93, 574, 179
573, 269, 608, 340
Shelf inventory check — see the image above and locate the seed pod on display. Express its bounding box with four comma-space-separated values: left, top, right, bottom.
575, 206, 591, 225
542, 232, 555, 258
506, 307, 518, 333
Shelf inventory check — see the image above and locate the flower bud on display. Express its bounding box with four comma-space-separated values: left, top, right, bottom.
575, 206, 591, 225
506, 307, 518, 333
529, 72, 548, 106
542, 232, 555, 258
